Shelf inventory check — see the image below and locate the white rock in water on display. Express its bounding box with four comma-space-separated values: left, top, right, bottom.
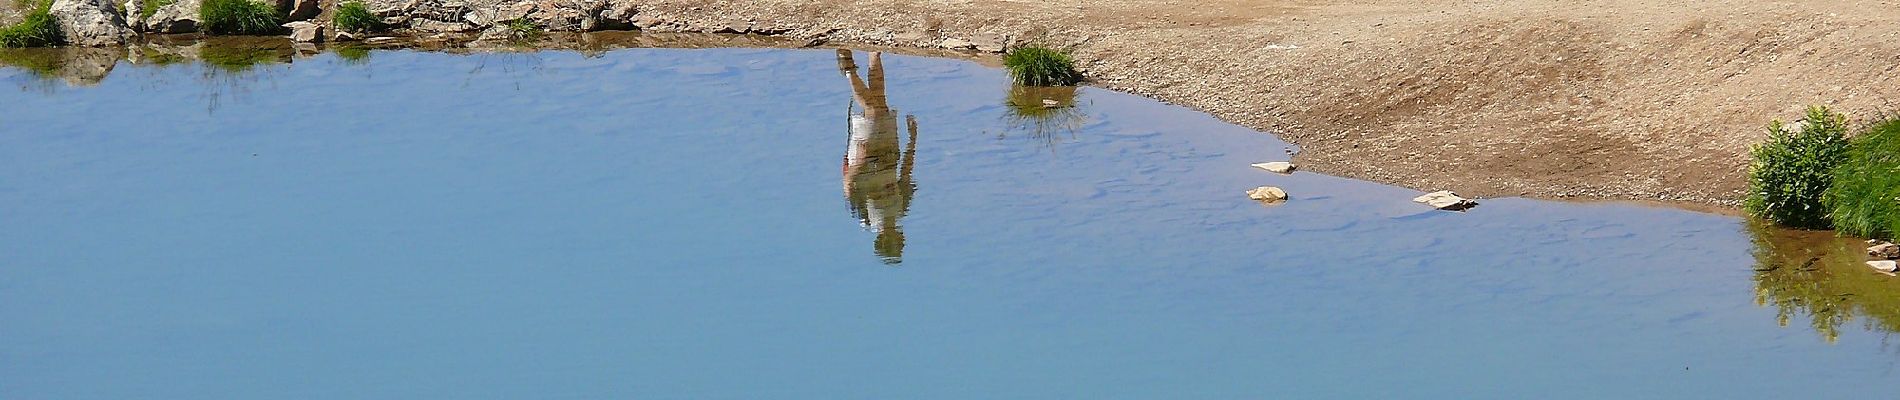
1247, 186, 1288, 202
1251, 162, 1297, 174
1869, 260, 1898, 273
1869, 242, 1899, 259
1413, 190, 1478, 211
284, 21, 323, 43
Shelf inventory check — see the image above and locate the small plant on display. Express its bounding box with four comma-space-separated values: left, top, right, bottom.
200, 0, 285, 35
1746, 106, 1852, 229
1002, 46, 1080, 86
503, 19, 542, 42
0, 0, 62, 48
332, 1, 380, 33
1825, 115, 1900, 240
140, 0, 177, 20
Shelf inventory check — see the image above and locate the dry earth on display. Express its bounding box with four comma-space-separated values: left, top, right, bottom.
622, 0, 1900, 206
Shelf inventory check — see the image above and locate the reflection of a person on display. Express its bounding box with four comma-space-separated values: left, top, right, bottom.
838, 50, 919, 265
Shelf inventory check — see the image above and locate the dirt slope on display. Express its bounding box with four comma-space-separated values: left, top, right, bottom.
627, 0, 1900, 206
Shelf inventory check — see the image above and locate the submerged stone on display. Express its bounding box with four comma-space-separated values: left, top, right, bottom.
1870, 260, 1898, 273
1247, 186, 1288, 203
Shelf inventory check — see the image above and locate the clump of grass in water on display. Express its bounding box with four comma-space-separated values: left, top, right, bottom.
0, 0, 62, 48
200, 0, 285, 35
140, 0, 177, 20
504, 19, 542, 42
1825, 115, 1900, 240
1746, 105, 1851, 229
333, 1, 381, 33
1002, 46, 1080, 86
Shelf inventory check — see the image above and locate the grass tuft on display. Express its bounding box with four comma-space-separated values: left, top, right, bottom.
0, 0, 62, 48
504, 18, 542, 42
1825, 115, 1900, 240
140, 0, 177, 20
200, 0, 285, 35
333, 1, 380, 33
1746, 106, 1852, 229
1002, 46, 1080, 86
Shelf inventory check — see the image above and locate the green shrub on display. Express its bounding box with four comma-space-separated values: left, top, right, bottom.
1002, 46, 1080, 86
1825, 116, 1900, 239
1746, 106, 1852, 229
0, 0, 62, 48
333, 1, 379, 33
503, 18, 541, 42
140, 0, 177, 20
200, 0, 284, 35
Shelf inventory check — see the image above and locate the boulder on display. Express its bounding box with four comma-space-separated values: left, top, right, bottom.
283, 21, 322, 43
144, 0, 201, 33
1870, 260, 1898, 273
51, 0, 133, 46
120, 0, 141, 28
1870, 242, 1899, 259
286, 0, 320, 21
1251, 162, 1297, 174
1247, 186, 1288, 203
1413, 190, 1478, 211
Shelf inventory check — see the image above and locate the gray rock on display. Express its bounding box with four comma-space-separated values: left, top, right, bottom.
283, 21, 322, 42
286, 0, 321, 21
1870, 242, 1899, 259
144, 0, 201, 33
1413, 190, 1478, 211
939, 37, 973, 49
51, 0, 133, 46
1251, 162, 1297, 174
1247, 186, 1288, 202
972, 33, 1006, 52
120, 0, 141, 29
1870, 260, 1898, 273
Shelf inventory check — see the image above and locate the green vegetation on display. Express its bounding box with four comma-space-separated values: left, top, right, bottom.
503, 19, 542, 42
1825, 116, 1900, 240
0, 0, 62, 48
200, 0, 285, 35
333, 1, 380, 33
1746, 106, 1851, 229
1002, 46, 1080, 86
140, 0, 178, 20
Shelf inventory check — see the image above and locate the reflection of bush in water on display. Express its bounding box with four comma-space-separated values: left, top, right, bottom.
0, 47, 60, 77
335, 46, 371, 64
1748, 220, 1900, 343
200, 45, 288, 73
1000, 85, 1085, 150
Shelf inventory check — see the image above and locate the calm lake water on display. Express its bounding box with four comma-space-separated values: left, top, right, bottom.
3, 43, 1898, 399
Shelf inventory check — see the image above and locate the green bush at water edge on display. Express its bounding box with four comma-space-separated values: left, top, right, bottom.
0, 0, 62, 48
1825, 116, 1900, 240
1745, 106, 1851, 229
200, 0, 284, 35
1002, 46, 1080, 86
333, 1, 380, 33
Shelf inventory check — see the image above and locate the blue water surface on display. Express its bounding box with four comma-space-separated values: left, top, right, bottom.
2, 46, 1896, 399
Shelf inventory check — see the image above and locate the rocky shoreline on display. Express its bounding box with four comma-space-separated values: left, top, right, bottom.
12, 0, 1900, 208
